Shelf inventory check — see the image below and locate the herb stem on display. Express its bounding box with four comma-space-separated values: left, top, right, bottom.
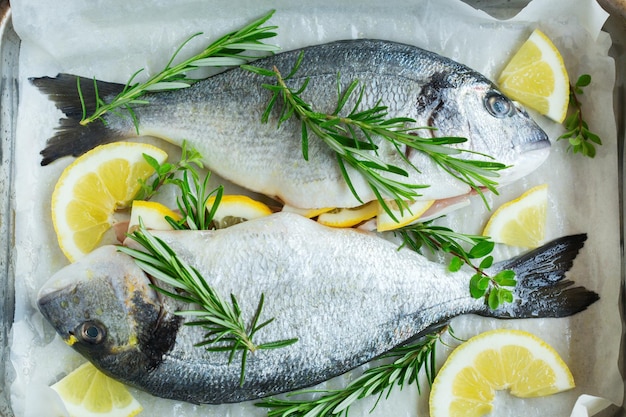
256, 326, 448, 417
79, 10, 279, 127
557, 74, 602, 158
244, 55, 507, 220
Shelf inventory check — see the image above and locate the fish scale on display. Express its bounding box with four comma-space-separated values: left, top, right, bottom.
37, 213, 598, 404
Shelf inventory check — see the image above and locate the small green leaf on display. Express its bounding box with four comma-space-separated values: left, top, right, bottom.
469, 274, 487, 299
468, 241, 494, 259
477, 276, 490, 291
493, 270, 516, 287
479, 255, 493, 269
583, 141, 596, 158
157, 162, 175, 176
586, 131, 602, 145
501, 290, 514, 304
576, 74, 591, 88
487, 289, 501, 310
448, 256, 463, 272
569, 135, 582, 146
143, 153, 160, 170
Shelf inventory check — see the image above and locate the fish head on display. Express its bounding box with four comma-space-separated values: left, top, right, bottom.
37, 245, 178, 378
417, 71, 551, 186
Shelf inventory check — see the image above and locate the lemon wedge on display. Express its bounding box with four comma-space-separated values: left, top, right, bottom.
206, 194, 273, 229
498, 29, 569, 123
128, 200, 182, 232
317, 202, 378, 228
51, 142, 168, 262
281, 204, 334, 219
376, 199, 435, 232
52, 362, 143, 417
429, 329, 575, 417
482, 184, 548, 248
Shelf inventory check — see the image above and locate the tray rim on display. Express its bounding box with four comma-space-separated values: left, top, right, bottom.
0, 0, 624, 416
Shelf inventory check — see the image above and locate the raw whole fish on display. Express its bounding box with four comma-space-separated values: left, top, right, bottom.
37, 213, 597, 404
32, 39, 550, 209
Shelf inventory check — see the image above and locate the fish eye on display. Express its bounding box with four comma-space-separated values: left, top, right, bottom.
484, 92, 514, 118
76, 320, 107, 345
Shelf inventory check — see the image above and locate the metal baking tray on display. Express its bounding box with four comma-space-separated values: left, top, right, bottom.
0, 0, 624, 416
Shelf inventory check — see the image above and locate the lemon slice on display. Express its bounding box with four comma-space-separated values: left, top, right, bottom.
128, 200, 182, 232
281, 204, 334, 219
429, 329, 575, 417
52, 362, 143, 417
482, 184, 548, 248
52, 142, 168, 262
317, 201, 378, 228
206, 194, 273, 229
376, 199, 435, 232
498, 29, 569, 123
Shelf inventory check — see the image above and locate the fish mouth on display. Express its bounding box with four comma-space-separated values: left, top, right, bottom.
498, 137, 551, 186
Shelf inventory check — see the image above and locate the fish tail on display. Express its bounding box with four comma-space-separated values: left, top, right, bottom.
481, 234, 599, 319
30, 73, 127, 165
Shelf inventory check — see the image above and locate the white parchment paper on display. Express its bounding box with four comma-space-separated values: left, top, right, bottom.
8, 0, 622, 416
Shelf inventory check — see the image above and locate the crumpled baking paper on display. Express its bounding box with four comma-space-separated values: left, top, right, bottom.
8, 0, 622, 416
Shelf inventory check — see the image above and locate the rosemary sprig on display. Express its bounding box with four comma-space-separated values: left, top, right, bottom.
557, 74, 602, 158
119, 225, 298, 386
397, 221, 516, 309
165, 161, 224, 231
256, 326, 449, 417
243, 53, 507, 219
78, 10, 279, 129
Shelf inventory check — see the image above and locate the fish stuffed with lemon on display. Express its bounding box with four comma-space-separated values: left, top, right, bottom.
32, 39, 550, 210
37, 213, 597, 404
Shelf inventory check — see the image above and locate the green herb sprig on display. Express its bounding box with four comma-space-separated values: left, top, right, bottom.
397, 221, 516, 309
137, 140, 223, 230
120, 225, 298, 386
243, 53, 507, 219
557, 74, 602, 158
256, 326, 449, 417
137, 140, 204, 200
78, 11, 279, 129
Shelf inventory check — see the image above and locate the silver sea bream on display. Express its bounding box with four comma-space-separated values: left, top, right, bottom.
32, 39, 550, 209
36, 213, 597, 404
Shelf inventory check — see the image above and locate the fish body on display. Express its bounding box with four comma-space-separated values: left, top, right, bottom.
37, 213, 597, 404
33, 39, 550, 209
